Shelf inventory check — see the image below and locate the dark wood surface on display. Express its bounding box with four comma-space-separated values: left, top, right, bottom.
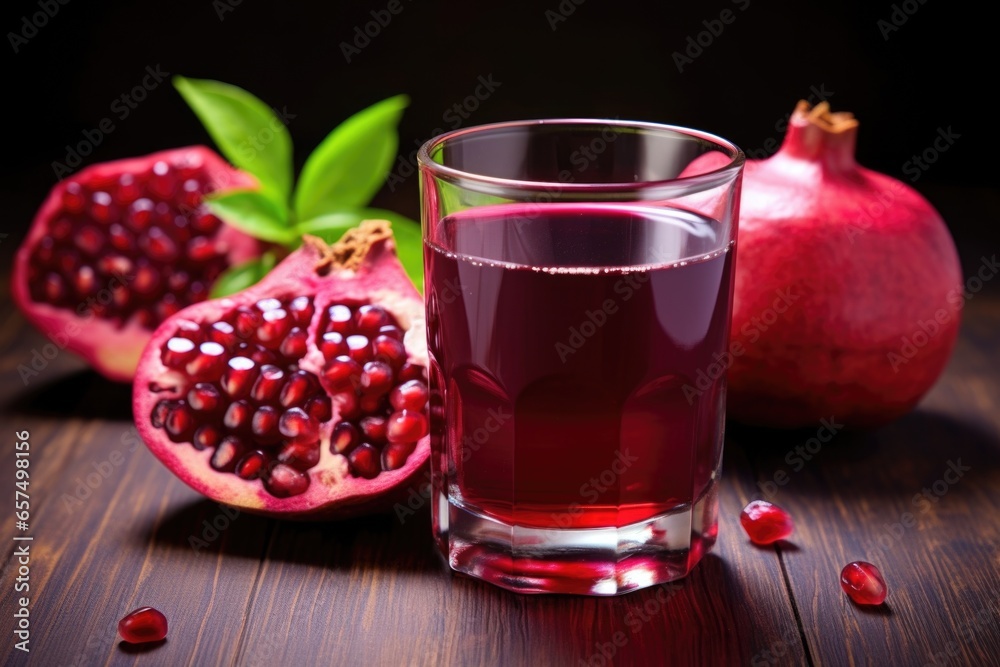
2, 190, 999, 666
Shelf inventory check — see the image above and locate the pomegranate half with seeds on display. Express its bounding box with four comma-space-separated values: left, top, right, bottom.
12, 146, 260, 382
132, 221, 429, 518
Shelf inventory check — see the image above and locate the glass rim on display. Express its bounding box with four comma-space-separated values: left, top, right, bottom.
417, 118, 744, 196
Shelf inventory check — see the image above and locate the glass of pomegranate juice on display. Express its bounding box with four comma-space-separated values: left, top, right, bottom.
418, 120, 744, 595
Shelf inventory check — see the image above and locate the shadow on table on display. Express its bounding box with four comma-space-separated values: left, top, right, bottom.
3, 367, 133, 421
727, 408, 1000, 500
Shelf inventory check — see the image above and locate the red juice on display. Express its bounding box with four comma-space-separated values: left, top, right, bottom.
425, 203, 735, 536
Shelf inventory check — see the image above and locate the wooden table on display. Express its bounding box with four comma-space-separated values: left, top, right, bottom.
2, 189, 999, 666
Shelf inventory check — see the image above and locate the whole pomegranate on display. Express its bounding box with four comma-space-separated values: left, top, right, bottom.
12, 147, 260, 382
132, 221, 429, 518
699, 102, 962, 428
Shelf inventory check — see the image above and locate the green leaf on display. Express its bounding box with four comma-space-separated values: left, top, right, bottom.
205, 190, 295, 245
293, 95, 408, 221
174, 76, 293, 206
208, 252, 276, 298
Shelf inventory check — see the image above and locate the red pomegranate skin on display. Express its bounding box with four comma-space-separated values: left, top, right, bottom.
12, 146, 259, 382
688, 103, 963, 428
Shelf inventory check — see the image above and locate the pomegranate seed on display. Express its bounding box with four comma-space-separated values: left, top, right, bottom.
42, 273, 66, 302
319, 331, 348, 358
348, 443, 381, 479
222, 357, 258, 398
141, 227, 179, 262
180, 178, 202, 208
740, 500, 794, 545
251, 365, 285, 402
96, 254, 134, 277
251, 406, 281, 445
326, 304, 353, 333
211, 436, 246, 472
277, 441, 321, 471
127, 198, 154, 229
186, 236, 218, 262
323, 356, 362, 390
209, 321, 238, 347
192, 424, 222, 450
382, 441, 417, 471
257, 308, 292, 349
280, 327, 308, 359
304, 395, 333, 422
397, 363, 426, 383
192, 209, 221, 233
288, 296, 313, 326
63, 181, 86, 213
151, 400, 171, 428
279, 370, 315, 407
373, 334, 406, 369
185, 341, 227, 380
90, 191, 113, 223
256, 298, 282, 312
330, 422, 360, 454
165, 404, 194, 441
360, 361, 394, 395
354, 304, 390, 335
360, 415, 388, 443
108, 224, 134, 252
234, 308, 263, 339
386, 410, 428, 444
840, 561, 887, 605
162, 337, 197, 369
360, 394, 385, 413
187, 383, 221, 412
334, 391, 361, 421
235, 450, 267, 480
390, 380, 429, 412
118, 607, 168, 644
73, 265, 96, 296
265, 463, 310, 498
75, 226, 105, 256
346, 335, 371, 362
115, 173, 141, 203
224, 400, 253, 433
378, 325, 404, 341
150, 160, 174, 198
133, 261, 160, 294
167, 271, 191, 293
278, 408, 319, 443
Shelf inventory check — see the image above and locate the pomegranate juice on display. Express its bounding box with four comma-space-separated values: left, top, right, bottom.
426, 203, 735, 537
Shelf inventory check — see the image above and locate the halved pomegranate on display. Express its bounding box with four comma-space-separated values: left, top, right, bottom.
12, 147, 260, 382
132, 221, 428, 518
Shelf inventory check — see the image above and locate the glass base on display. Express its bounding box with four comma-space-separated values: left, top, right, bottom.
435, 480, 718, 595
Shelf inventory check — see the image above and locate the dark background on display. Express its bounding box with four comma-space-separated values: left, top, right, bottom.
2, 0, 994, 266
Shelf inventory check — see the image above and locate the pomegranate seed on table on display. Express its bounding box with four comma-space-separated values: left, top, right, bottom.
840, 561, 888, 605
740, 500, 794, 545
118, 607, 168, 644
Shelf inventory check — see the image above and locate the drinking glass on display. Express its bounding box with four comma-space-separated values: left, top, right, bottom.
418, 119, 743, 595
